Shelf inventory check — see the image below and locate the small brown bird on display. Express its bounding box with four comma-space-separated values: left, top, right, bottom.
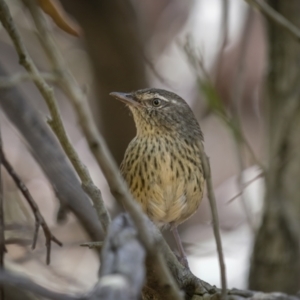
110, 88, 205, 267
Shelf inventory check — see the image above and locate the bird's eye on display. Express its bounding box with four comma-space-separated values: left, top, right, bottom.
152, 98, 161, 107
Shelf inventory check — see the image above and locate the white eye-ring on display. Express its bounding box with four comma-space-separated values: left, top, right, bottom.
152, 98, 161, 107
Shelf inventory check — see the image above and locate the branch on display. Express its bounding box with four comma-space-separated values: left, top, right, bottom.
89, 214, 145, 300
0, 115, 4, 300
0, 63, 103, 242
245, 0, 300, 42
142, 219, 214, 299
198, 145, 227, 300
220, 0, 229, 48
80, 241, 103, 249
25, 0, 111, 233
0, 266, 296, 300
22, 1, 183, 299
215, 0, 229, 79
226, 172, 264, 204
0, 0, 110, 234
0, 212, 297, 300
1, 149, 62, 264
0, 71, 58, 89
23, 0, 148, 247
182, 37, 265, 172
24, 0, 114, 233
0, 270, 80, 300
138, 214, 300, 300
230, 7, 257, 232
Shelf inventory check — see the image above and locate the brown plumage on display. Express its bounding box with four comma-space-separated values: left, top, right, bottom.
110, 88, 205, 268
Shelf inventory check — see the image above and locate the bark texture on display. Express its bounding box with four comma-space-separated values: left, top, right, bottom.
249, 1, 300, 293
91, 214, 145, 300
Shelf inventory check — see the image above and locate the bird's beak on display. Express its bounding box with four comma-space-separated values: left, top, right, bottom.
109, 92, 140, 107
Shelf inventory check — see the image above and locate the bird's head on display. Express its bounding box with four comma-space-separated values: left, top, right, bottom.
110, 88, 203, 140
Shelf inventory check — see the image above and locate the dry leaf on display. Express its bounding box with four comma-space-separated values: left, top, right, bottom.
36, 0, 81, 37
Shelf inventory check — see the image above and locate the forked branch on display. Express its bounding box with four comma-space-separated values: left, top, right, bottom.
0, 0, 110, 234
0, 149, 62, 264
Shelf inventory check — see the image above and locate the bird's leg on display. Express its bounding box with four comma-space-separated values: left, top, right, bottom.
171, 225, 189, 269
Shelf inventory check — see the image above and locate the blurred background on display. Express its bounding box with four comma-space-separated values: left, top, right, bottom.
0, 0, 269, 295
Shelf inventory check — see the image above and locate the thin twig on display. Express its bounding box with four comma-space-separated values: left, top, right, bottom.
23, 0, 111, 233
0, 121, 4, 300
199, 145, 227, 300
0, 64, 103, 241
23, 2, 182, 298
215, 0, 229, 79
1, 149, 62, 264
0, 268, 297, 300
245, 0, 300, 42
80, 241, 103, 249
0, 0, 110, 234
231, 7, 256, 232
181, 37, 265, 172
0, 72, 58, 89
226, 172, 264, 204
220, 0, 229, 50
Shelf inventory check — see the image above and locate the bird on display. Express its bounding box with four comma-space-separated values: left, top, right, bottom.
110, 88, 205, 268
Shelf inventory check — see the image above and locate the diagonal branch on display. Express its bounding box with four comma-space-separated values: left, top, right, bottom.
230, 7, 258, 232
0, 270, 79, 300
245, 0, 300, 42
0, 114, 5, 300
24, 0, 112, 233
182, 37, 265, 172
0, 71, 58, 88
0, 266, 297, 300
226, 172, 264, 204
198, 145, 227, 300
215, 0, 229, 80
1, 149, 62, 264
0, 0, 110, 234
0, 63, 103, 241
23, 1, 184, 299
0, 1, 183, 298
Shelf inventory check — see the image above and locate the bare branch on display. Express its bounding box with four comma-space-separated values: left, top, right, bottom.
23, 0, 148, 247
220, 0, 229, 48
215, 0, 229, 79
0, 117, 4, 300
25, 0, 110, 233
0, 0, 110, 233
226, 172, 264, 204
1, 150, 62, 264
199, 145, 227, 300
0, 267, 297, 300
90, 214, 145, 300
0, 214, 298, 300
80, 241, 103, 249
245, 0, 300, 42
0, 63, 103, 241
0, 71, 58, 89
0, 270, 80, 300
231, 7, 257, 232
182, 37, 265, 172
22, 1, 183, 298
